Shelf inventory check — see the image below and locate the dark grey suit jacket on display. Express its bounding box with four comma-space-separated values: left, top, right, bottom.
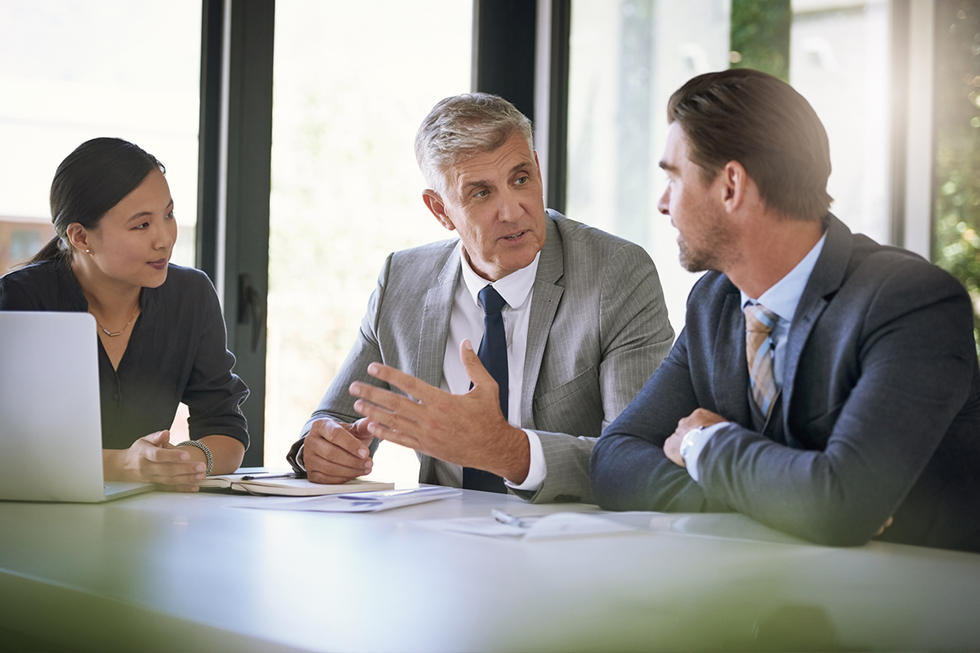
290, 212, 674, 503
592, 214, 980, 551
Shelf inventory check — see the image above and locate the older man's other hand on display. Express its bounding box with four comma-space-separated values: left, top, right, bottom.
303, 417, 374, 485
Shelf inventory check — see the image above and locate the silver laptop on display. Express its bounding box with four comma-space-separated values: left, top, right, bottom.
0, 311, 154, 502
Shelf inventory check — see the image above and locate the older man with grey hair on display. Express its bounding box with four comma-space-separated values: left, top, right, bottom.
287, 93, 673, 504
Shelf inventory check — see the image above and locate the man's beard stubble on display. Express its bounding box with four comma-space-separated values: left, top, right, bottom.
676, 206, 737, 274
678, 237, 713, 273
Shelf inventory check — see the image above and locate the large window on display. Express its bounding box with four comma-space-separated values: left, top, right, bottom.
790, 0, 891, 243
0, 0, 202, 441
934, 0, 980, 352
266, 1, 473, 479
0, 0, 202, 272
566, 0, 892, 335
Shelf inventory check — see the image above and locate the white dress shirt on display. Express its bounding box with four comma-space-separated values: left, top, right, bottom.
682, 232, 827, 482
296, 249, 548, 487
442, 250, 547, 490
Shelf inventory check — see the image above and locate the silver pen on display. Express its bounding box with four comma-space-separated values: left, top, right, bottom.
491, 508, 529, 528
239, 472, 302, 481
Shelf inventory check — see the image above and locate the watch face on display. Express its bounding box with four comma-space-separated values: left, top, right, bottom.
680, 427, 701, 459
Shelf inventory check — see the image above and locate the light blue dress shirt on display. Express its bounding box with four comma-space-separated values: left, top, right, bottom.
682, 232, 827, 482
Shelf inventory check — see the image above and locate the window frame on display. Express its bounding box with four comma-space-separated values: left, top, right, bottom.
195, 0, 938, 465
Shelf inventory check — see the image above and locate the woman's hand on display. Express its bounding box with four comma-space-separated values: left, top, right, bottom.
103, 430, 206, 492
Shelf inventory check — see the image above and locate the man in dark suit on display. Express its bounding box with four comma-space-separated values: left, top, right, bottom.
591, 68, 980, 552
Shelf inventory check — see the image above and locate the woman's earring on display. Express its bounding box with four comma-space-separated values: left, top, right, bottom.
85, 249, 91, 254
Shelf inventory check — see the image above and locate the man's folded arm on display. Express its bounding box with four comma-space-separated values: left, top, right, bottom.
591, 328, 725, 513
697, 275, 976, 546
595, 269, 976, 546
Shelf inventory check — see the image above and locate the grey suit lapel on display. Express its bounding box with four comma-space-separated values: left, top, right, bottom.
782, 214, 853, 428
416, 243, 462, 389
416, 244, 461, 487
521, 213, 564, 429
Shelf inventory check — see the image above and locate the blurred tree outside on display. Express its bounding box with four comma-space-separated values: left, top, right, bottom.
730, 0, 791, 81
934, 0, 980, 355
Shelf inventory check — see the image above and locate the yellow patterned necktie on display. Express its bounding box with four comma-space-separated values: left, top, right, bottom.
744, 303, 778, 419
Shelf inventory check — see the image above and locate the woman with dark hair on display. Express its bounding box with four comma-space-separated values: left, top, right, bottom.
0, 137, 248, 491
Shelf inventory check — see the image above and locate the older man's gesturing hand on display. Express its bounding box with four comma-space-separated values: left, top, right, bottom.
349, 339, 531, 484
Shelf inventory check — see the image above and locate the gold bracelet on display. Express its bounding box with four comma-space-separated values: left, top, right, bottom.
176, 440, 213, 475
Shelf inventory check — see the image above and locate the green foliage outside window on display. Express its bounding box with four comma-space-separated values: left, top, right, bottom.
934, 0, 980, 355
729, 0, 791, 81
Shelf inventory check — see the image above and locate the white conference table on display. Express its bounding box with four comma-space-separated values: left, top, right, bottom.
1, 484, 979, 652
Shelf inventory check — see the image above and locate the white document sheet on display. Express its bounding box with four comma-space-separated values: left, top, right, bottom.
416, 512, 640, 541
237, 486, 462, 512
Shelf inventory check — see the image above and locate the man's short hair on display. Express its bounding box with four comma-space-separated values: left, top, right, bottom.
667, 68, 833, 220
415, 93, 535, 197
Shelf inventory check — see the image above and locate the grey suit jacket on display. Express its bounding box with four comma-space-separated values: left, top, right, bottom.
592, 214, 980, 551
290, 211, 674, 503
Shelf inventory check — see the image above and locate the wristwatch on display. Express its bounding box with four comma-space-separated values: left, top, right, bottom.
680, 426, 704, 460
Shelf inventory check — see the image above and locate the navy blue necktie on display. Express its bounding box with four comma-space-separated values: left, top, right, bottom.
462, 285, 508, 493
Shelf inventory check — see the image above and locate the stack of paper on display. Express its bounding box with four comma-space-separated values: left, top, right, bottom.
240, 486, 462, 511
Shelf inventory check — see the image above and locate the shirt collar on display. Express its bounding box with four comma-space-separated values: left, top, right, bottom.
459, 250, 541, 311
740, 230, 828, 323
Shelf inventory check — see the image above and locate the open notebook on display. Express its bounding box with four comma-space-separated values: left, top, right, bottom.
0, 311, 153, 502
201, 470, 394, 496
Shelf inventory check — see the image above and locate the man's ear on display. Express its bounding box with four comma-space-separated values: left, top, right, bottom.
65, 223, 91, 253
719, 160, 749, 213
422, 190, 456, 232
533, 150, 544, 186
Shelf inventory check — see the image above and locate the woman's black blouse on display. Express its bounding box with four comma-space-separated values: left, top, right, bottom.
0, 261, 249, 450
